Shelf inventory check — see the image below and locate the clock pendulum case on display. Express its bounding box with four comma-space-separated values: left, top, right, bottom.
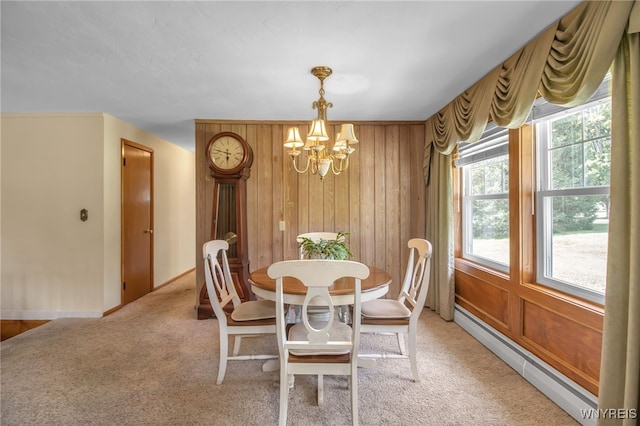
198, 132, 254, 319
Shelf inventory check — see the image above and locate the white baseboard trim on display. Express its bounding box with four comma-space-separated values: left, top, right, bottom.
454, 304, 597, 426
1, 310, 103, 320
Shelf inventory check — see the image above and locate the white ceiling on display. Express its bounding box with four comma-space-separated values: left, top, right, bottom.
1, 1, 582, 152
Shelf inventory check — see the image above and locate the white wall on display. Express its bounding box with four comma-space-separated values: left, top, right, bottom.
1, 113, 195, 319
102, 114, 195, 310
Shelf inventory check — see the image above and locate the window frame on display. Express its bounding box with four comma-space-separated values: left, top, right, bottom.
458, 130, 510, 273
534, 97, 611, 305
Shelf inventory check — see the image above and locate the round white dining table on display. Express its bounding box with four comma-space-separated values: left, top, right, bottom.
249, 264, 391, 305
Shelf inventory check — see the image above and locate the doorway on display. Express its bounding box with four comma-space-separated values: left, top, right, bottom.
121, 139, 154, 305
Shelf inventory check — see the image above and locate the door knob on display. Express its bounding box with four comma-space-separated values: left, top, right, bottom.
144, 229, 154, 234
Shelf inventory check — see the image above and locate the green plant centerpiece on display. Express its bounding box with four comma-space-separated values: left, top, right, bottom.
298, 231, 354, 260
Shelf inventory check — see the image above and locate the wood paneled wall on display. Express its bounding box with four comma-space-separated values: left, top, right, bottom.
195, 120, 426, 306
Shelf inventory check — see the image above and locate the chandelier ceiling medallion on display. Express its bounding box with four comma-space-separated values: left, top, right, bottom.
284, 66, 358, 181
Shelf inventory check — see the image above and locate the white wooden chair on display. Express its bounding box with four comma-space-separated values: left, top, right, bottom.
296, 232, 341, 259
359, 238, 432, 382
267, 259, 370, 426
203, 240, 278, 384
295, 232, 343, 322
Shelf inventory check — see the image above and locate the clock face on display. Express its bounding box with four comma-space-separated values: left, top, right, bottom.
208, 135, 246, 171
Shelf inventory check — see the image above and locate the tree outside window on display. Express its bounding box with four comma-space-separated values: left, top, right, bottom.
536, 98, 611, 301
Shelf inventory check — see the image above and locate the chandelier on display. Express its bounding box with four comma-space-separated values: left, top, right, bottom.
284, 66, 358, 181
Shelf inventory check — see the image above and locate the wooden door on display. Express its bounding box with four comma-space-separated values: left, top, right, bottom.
122, 140, 154, 305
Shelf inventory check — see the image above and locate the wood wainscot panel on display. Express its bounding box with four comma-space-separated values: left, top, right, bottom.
521, 299, 601, 394
455, 262, 509, 328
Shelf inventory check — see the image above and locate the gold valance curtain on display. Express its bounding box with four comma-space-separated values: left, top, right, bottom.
424, 0, 632, 173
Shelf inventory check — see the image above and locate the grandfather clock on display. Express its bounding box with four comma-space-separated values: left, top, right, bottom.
198, 132, 253, 319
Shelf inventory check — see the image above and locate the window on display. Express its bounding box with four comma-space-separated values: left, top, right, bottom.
535, 93, 611, 303
454, 76, 611, 304
458, 129, 510, 272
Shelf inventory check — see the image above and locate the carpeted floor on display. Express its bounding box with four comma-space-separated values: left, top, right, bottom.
0, 271, 578, 425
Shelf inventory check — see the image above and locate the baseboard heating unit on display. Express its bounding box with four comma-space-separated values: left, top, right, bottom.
454, 305, 598, 426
